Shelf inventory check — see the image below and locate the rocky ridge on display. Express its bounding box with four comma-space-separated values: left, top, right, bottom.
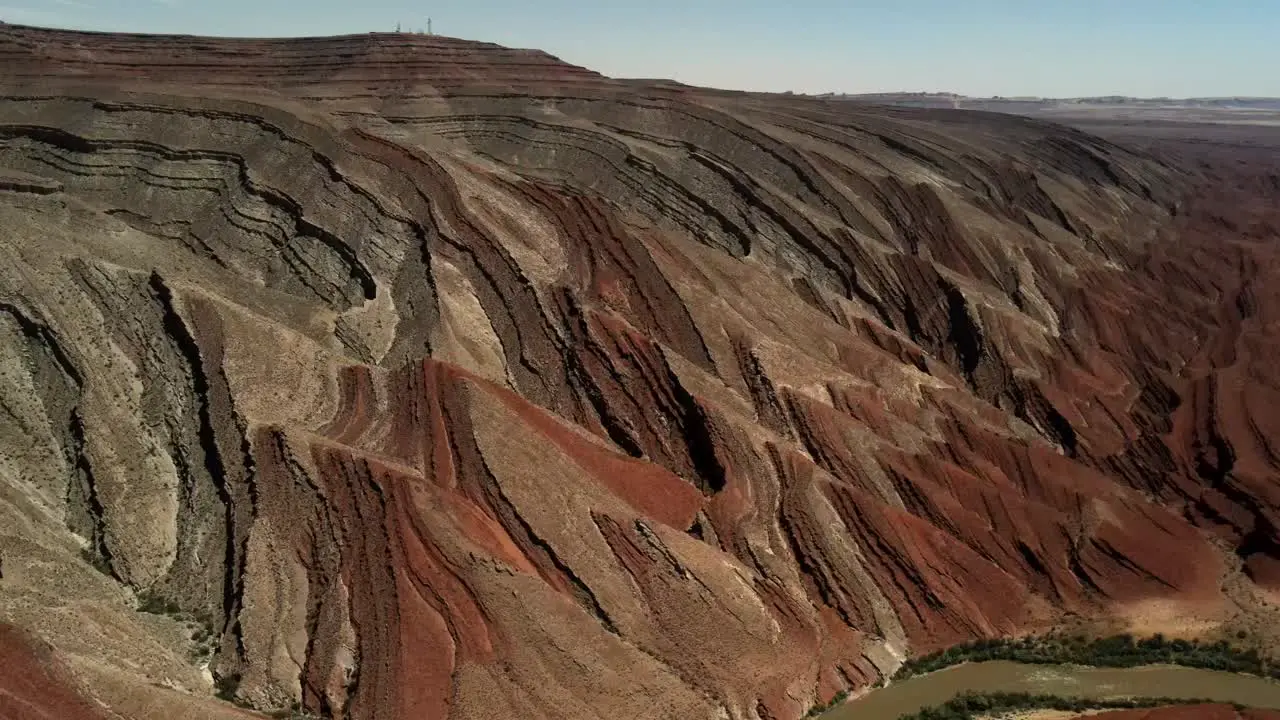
0, 23, 1279, 720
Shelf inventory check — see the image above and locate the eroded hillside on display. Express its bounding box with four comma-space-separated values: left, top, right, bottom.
1, 24, 1279, 720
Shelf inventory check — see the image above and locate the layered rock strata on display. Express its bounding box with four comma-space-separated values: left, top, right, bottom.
0, 23, 1278, 720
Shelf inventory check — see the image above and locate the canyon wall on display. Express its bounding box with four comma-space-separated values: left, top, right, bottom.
1, 24, 1279, 720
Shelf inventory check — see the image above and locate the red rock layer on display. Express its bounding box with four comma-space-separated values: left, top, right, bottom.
0, 22, 1277, 720
0, 624, 111, 720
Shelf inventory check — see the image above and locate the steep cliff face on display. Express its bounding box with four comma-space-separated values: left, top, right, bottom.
1, 24, 1278, 720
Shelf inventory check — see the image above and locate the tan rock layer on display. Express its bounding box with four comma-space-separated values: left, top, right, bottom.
0, 22, 1277, 720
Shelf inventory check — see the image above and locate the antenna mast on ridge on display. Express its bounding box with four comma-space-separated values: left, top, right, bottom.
427, 17, 433, 35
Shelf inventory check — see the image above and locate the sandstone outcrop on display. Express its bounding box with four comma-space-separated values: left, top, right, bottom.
1, 23, 1279, 720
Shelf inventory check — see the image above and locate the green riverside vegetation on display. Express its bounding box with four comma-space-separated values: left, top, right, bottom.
894, 633, 1276, 681
804, 690, 850, 718
899, 692, 1237, 720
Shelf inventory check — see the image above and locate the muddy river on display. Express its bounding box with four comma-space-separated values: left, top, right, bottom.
822, 661, 1280, 719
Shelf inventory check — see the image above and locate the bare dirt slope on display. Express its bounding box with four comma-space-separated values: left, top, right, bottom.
1, 24, 1280, 720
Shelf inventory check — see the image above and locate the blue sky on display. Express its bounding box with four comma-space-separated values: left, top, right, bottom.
1, 0, 1276, 97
